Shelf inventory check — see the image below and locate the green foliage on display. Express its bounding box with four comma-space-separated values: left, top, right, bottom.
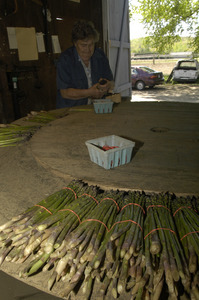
130, 0, 199, 54
131, 37, 195, 54
131, 37, 154, 54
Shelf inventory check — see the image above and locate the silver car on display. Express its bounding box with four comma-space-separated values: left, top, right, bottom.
172, 59, 199, 83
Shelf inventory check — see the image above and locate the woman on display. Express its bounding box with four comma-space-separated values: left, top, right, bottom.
56, 20, 114, 108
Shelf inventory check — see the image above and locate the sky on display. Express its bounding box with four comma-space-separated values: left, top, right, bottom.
129, 0, 192, 40
130, 17, 191, 40
129, 0, 146, 39
130, 15, 147, 39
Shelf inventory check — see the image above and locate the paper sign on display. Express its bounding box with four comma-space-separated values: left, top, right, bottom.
36, 32, 45, 52
51, 35, 61, 53
15, 27, 38, 61
7, 27, 18, 49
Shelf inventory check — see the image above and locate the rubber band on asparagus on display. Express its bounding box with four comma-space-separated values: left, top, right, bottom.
144, 228, 176, 239
62, 187, 77, 200
34, 205, 52, 215
79, 193, 99, 204
100, 197, 120, 212
121, 203, 145, 214
58, 208, 81, 223
180, 230, 199, 241
173, 206, 197, 216
147, 205, 171, 212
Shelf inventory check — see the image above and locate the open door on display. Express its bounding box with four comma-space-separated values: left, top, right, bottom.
102, 0, 131, 98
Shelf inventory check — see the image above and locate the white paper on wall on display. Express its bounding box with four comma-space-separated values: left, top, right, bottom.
36, 32, 46, 52
7, 27, 18, 49
51, 35, 61, 54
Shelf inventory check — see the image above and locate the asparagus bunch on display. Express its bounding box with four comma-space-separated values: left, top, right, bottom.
0, 180, 89, 266
171, 196, 199, 299
20, 184, 100, 280
141, 193, 191, 300
120, 192, 145, 299
25, 111, 57, 124
82, 191, 145, 300
58, 190, 123, 299
0, 124, 39, 147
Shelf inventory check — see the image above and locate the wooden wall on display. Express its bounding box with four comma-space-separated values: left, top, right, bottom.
0, 0, 103, 123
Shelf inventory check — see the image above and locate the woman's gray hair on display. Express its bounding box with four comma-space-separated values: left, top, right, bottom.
71, 20, 99, 43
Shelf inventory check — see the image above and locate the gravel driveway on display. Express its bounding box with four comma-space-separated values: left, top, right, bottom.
131, 84, 199, 103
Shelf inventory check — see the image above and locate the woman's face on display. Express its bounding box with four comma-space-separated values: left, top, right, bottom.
74, 38, 95, 64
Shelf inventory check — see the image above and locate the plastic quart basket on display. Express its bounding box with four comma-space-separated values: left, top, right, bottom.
85, 135, 135, 169
93, 99, 113, 114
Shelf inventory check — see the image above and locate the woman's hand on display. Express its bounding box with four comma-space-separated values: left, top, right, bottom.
98, 78, 114, 93
60, 79, 114, 101
89, 83, 107, 99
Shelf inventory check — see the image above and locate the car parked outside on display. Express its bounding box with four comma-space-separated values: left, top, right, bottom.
172, 59, 199, 83
131, 66, 164, 90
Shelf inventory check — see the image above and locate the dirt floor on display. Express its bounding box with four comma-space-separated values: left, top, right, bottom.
132, 83, 199, 103
0, 84, 198, 299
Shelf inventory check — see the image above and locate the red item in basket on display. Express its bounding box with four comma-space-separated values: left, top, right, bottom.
102, 145, 119, 151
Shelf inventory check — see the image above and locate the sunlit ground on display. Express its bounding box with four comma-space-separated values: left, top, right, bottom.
130, 84, 199, 103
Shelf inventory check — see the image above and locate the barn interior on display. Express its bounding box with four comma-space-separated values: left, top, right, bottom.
0, 0, 105, 123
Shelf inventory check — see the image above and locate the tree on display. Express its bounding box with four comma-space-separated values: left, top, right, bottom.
130, 0, 199, 54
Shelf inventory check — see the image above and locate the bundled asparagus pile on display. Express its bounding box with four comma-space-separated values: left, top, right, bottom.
0, 182, 198, 300
0, 124, 39, 147
171, 196, 199, 300
0, 181, 89, 264
24, 111, 57, 124
96, 191, 146, 299
0, 109, 68, 147
141, 193, 192, 300
56, 190, 124, 299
